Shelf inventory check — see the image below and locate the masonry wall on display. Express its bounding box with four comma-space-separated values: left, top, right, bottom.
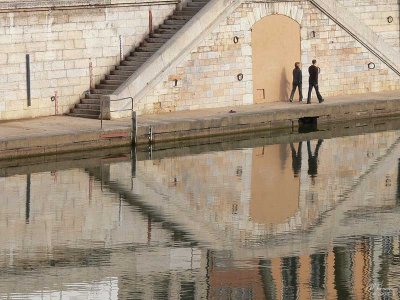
0, 0, 177, 120
337, 0, 400, 51
137, 1, 400, 115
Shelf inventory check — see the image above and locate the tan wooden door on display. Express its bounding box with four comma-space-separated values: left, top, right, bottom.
252, 15, 301, 103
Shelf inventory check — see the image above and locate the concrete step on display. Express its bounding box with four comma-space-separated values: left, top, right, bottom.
69, 112, 99, 119
136, 46, 159, 52
159, 24, 183, 30
90, 89, 114, 95
81, 98, 100, 105
106, 74, 130, 81
101, 79, 125, 85
154, 28, 179, 35
85, 93, 101, 99
187, 2, 207, 7
76, 103, 101, 110
71, 108, 100, 115
141, 41, 165, 48
129, 51, 153, 58
164, 19, 187, 25
174, 10, 198, 16
150, 32, 175, 38
146, 37, 170, 43
96, 84, 119, 90
170, 15, 192, 20
111, 69, 134, 76
117, 64, 139, 71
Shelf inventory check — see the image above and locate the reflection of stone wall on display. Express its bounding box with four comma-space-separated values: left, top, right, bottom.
0, 168, 172, 266
132, 150, 253, 236
299, 131, 400, 231
130, 130, 400, 241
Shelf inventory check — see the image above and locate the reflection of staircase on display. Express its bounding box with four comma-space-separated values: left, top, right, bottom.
69, 0, 210, 119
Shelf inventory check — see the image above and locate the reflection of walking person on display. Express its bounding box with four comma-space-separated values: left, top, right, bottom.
307, 59, 324, 104
307, 139, 323, 181
290, 142, 302, 177
289, 62, 303, 102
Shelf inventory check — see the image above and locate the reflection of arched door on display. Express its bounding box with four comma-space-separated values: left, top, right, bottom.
250, 144, 300, 225
252, 15, 301, 103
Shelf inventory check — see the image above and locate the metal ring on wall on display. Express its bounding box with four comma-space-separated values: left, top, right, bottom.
368, 62, 376, 69
233, 36, 239, 44
237, 73, 244, 81
387, 16, 393, 23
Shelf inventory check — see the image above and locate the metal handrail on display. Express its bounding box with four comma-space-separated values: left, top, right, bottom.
100, 96, 137, 145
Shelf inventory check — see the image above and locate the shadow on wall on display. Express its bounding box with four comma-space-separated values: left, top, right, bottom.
280, 67, 290, 101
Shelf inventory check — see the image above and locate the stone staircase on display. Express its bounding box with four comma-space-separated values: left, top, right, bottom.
69, 0, 210, 119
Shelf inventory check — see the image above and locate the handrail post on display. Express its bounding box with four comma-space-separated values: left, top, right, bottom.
100, 97, 103, 129
130, 97, 137, 145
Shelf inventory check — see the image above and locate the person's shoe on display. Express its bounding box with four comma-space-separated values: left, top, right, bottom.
319, 99, 324, 103
299, 99, 303, 102
289, 98, 293, 102
307, 100, 311, 104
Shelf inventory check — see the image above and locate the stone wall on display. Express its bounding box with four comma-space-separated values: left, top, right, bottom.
135, 1, 400, 115
1, 0, 399, 120
336, 0, 400, 51
0, 0, 177, 120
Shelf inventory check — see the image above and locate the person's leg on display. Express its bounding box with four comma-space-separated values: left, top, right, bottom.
315, 84, 324, 102
289, 84, 297, 102
307, 84, 313, 103
298, 83, 303, 101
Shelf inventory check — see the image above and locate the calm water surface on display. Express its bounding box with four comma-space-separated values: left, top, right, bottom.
1, 121, 400, 299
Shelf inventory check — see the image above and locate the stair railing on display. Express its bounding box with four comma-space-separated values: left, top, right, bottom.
100, 97, 137, 145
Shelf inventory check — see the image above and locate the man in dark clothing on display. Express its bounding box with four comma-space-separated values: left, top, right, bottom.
289, 62, 303, 102
307, 59, 324, 104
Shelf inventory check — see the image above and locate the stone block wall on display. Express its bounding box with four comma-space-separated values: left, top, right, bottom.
336, 0, 400, 51
137, 1, 400, 115
0, 1, 177, 120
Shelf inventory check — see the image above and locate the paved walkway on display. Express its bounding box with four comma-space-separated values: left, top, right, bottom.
0, 91, 399, 160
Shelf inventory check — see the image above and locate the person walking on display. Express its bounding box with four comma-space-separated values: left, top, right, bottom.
289, 62, 303, 102
307, 59, 324, 104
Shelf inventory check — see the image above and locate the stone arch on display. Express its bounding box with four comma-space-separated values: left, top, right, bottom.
252, 14, 301, 103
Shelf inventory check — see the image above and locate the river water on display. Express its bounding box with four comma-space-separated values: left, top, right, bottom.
0, 118, 400, 299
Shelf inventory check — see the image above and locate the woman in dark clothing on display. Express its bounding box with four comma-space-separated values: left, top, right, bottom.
289, 62, 303, 102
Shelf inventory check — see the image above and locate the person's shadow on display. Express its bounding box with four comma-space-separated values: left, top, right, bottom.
307, 139, 323, 184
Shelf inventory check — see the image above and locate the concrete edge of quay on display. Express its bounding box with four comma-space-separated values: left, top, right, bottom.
135, 98, 400, 145
0, 97, 399, 161
0, 129, 132, 161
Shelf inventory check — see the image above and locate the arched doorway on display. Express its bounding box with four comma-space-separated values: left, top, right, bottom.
252, 15, 301, 103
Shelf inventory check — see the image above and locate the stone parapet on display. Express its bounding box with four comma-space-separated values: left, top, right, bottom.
0, 0, 178, 11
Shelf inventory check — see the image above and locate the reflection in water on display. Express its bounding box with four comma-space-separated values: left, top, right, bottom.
1, 126, 400, 299
307, 139, 323, 184
290, 142, 302, 177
